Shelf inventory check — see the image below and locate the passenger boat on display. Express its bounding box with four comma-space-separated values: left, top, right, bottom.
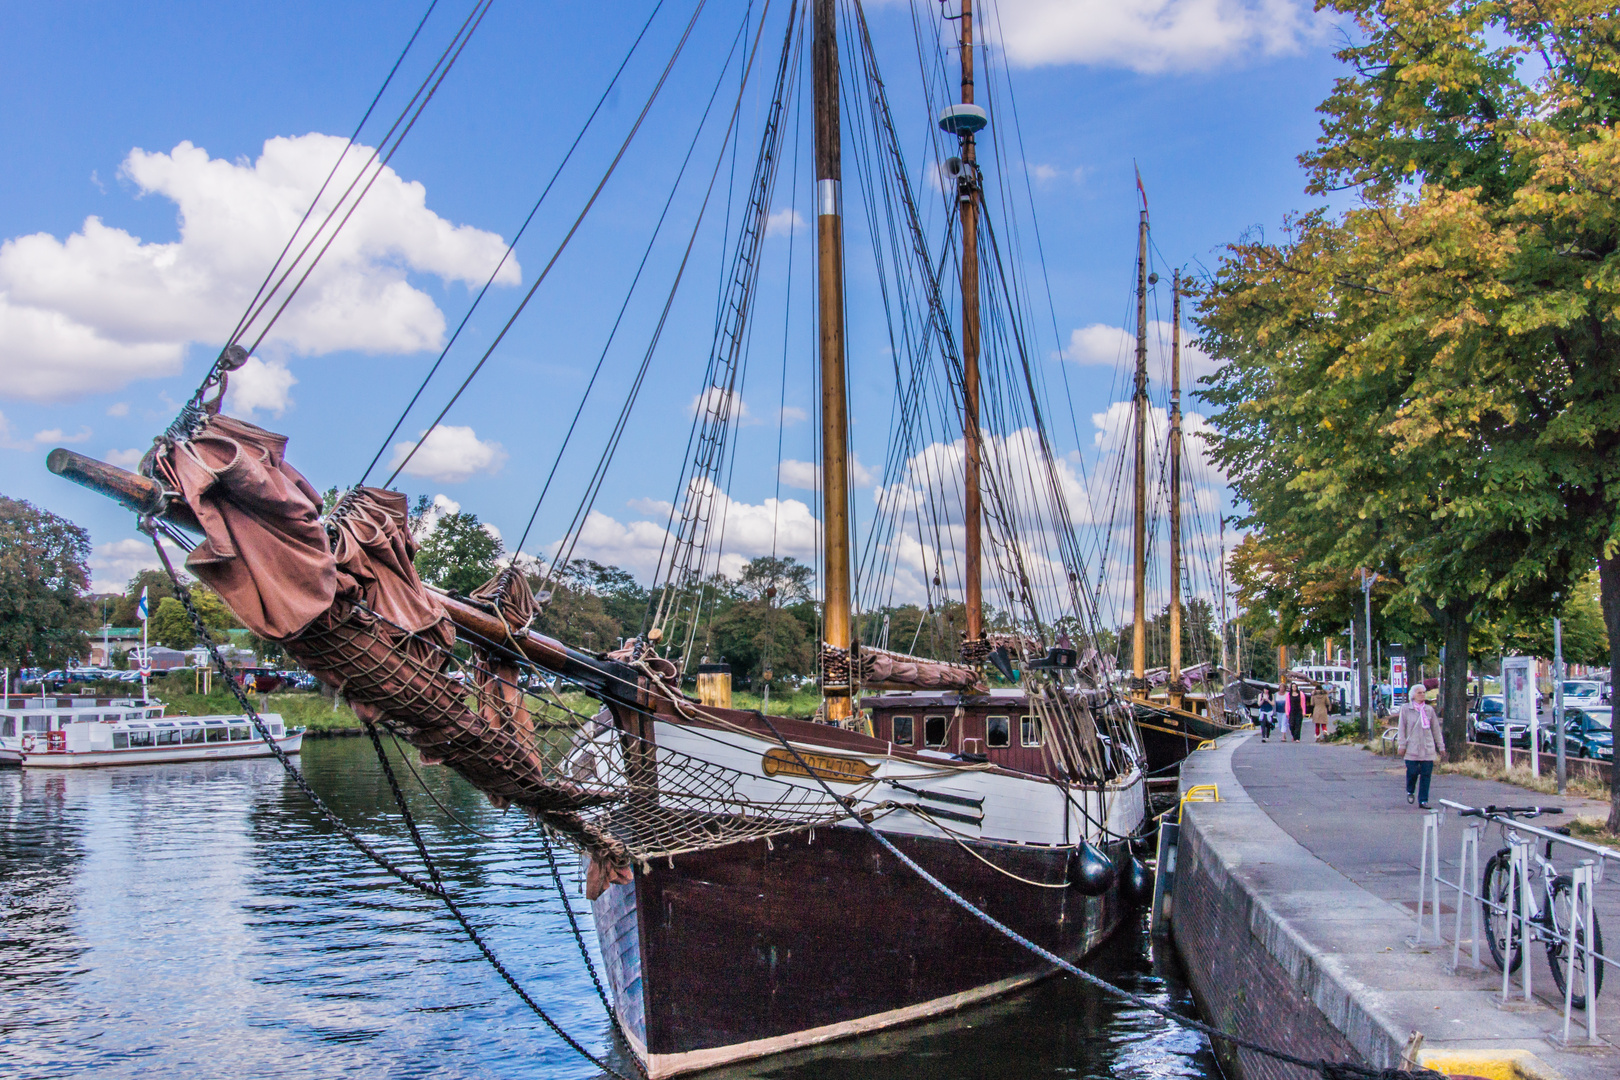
0, 695, 301, 767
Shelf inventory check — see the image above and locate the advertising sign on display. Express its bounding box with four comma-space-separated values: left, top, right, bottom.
1389, 655, 1408, 704
1502, 655, 1536, 771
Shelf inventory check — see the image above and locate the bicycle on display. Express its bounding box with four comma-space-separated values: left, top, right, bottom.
1462, 805, 1605, 1008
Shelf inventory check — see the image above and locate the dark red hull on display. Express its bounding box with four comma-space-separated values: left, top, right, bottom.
593, 822, 1132, 1076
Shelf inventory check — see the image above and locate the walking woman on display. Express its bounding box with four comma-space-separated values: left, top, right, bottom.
1257, 690, 1276, 742
1311, 684, 1331, 740
1285, 683, 1305, 742
1397, 684, 1446, 808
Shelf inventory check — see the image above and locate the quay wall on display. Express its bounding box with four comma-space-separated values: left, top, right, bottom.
1170, 739, 1409, 1080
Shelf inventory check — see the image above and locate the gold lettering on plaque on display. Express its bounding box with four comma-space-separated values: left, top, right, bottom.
761, 747, 877, 784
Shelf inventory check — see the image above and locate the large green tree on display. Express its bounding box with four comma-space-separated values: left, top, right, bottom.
414, 511, 504, 596
0, 496, 93, 669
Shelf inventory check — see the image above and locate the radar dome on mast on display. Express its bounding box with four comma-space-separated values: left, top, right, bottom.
937, 102, 987, 135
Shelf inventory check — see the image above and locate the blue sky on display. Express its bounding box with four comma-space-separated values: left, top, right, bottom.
0, 0, 1345, 620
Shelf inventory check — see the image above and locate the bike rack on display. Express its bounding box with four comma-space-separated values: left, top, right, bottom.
1414, 809, 1443, 945
1432, 799, 1618, 1043
1449, 822, 1483, 972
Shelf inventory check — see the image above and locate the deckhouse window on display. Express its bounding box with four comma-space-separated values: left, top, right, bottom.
892, 716, 914, 746
230, 726, 250, 741
206, 728, 228, 743
128, 731, 154, 748
986, 715, 1010, 747
157, 729, 181, 746
182, 728, 205, 744
923, 715, 947, 748
113, 733, 129, 749
23, 716, 49, 733
1022, 714, 1042, 747
2, 717, 13, 737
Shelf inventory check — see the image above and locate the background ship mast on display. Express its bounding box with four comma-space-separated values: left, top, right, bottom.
1131, 203, 1149, 695
1169, 269, 1183, 709
814, 0, 853, 724
957, 0, 984, 647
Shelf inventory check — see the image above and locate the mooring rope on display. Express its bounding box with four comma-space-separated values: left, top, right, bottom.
146, 532, 638, 1080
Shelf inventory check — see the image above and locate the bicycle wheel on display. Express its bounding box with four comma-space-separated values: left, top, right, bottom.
1482, 851, 1523, 974
1547, 875, 1605, 1009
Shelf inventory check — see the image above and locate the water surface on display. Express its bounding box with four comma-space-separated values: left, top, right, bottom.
0, 738, 1217, 1079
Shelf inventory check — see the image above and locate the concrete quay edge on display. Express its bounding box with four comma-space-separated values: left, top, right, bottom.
1171, 732, 1596, 1080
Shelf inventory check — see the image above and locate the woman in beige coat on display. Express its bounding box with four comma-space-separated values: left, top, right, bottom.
1311, 686, 1331, 740
1396, 684, 1446, 808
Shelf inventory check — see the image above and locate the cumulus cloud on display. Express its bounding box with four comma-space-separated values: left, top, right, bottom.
106, 402, 129, 417
779, 455, 875, 491
689, 386, 761, 426
765, 208, 806, 238
547, 490, 820, 581
0, 133, 520, 402
106, 448, 145, 468
389, 425, 508, 483
1028, 163, 1086, 184
224, 355, 297, 417
779, 404, 808, 426
1067, 320, 1220, 382
0, 410, 90, 450
989, 0, 1321, 73
88, 537, 167, 592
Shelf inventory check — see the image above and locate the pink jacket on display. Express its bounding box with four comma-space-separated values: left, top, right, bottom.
1396, 703, 1446, 761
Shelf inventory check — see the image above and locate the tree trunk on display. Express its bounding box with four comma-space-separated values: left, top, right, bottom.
1600, 553, 1620, 833
1442, 609, 1470, 756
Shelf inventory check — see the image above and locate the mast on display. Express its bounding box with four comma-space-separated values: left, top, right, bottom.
1168, 270, 1183, 709
1131, 204, 1149, 693
958, 0, 983, 646
814, 0, 853, 724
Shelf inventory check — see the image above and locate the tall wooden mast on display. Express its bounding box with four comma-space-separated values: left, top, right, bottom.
1168, 269, 1183, 709
957, 0, 984, 645
1131, 206, 1149, 692
814, 0, 853, 723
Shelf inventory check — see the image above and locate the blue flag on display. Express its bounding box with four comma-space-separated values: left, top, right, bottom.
137, 587, 149, 621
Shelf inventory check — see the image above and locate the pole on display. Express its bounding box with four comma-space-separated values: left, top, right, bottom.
1131, 205, 1149, 693
1168, 270, 1183, 709
141, 604, 149, 705
958, 0, 983, 647
1555, 618, 1566, 794
813, 0, 852, 724
1219, 517, 1230, 677
1361, 570, 1375, 734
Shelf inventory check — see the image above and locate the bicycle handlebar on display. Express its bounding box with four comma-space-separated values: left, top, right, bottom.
1455, 805, 1564, 819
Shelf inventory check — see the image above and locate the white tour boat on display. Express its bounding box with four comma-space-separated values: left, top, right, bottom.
0, 695, 302, 767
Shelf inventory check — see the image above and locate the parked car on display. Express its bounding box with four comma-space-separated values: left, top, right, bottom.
1469, 695, 1531, 746
1540, 705, 1614, 760
1563, 680, 1604, 707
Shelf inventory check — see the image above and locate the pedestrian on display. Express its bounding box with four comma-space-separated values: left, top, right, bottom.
1311, 684, 1330, 740
1397, 683, 1446, 808
1285, 683, 1305, 742
1256, 690, 1276, 742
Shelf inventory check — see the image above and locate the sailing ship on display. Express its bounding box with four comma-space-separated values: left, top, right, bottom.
47, 1, 1153, 1074
1116, 207, 1245, 773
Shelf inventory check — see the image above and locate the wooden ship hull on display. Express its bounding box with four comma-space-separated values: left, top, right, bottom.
1134, 701, 1245, 775
594, 826, 1132, 1076
587, 704, 1144, 1077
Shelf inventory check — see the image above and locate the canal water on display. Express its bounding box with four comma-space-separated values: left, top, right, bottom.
0, 738, 1219, 1079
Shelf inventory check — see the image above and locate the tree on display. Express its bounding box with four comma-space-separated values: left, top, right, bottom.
110, 568, 187, 626
736, 556, 814, 604
0, 495, 93, 670
708, 599, 817, 685
148, 596, 196, 651
414, 511, 504, 596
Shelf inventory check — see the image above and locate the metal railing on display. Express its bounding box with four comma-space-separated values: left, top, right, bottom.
1411, 800, 1615, 1046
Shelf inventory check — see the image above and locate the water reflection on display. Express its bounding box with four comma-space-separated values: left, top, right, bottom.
0, 740, 1216, 1079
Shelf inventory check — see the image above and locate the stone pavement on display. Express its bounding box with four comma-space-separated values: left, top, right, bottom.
1227, 734, 1620, 1071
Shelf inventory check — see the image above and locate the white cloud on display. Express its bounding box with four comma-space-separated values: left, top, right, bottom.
0, 133, 520, 402
412, 493, 462, 539
779, 404, 808, 426
106, 448, 145, 468
989, 0, 1320, 73
689, 386, 755, 425
1067, 320, 1219, 382
0, 410, 90, 450
389, 425, 508, 483
779, 455, 875, 491
1028, 163, 1086, 184
106, 402, 129, 417
224, 355, 297, 417
765, 208, 805, 238
88, 537, 165, 592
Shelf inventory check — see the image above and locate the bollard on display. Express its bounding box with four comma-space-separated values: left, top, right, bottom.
1450, 823, 1483, 972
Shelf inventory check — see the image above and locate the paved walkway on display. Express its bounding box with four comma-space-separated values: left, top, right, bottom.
1229, 735, 1620, 1064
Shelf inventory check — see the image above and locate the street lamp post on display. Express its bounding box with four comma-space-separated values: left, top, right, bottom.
1554, 618, 1565, 794
1360, 570, 1377, 735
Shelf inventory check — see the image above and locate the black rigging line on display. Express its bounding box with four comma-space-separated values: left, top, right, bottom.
240, 0, 493, 362
225, 0, 444, 352
358, 0, 672, 488
384, 0, 714, 488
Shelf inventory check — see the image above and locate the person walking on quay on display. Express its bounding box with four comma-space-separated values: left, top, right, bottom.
1397, 684, 1446, 808
1311, 685, 1330, 740
1256, 690, 1276, 742
1285, 683, 1305, 742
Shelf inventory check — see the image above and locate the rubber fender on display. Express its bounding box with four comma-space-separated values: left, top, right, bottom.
1068, 842, 1117, 896
1122, 857, 1154, 905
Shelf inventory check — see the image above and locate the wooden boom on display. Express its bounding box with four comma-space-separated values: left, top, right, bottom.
46, 447, 644, 706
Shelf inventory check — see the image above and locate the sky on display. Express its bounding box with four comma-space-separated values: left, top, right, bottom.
0, 0, 1348, 629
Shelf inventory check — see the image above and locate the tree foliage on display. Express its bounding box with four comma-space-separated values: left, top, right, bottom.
0, 495, 93, 669
414, 511, 504, 596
